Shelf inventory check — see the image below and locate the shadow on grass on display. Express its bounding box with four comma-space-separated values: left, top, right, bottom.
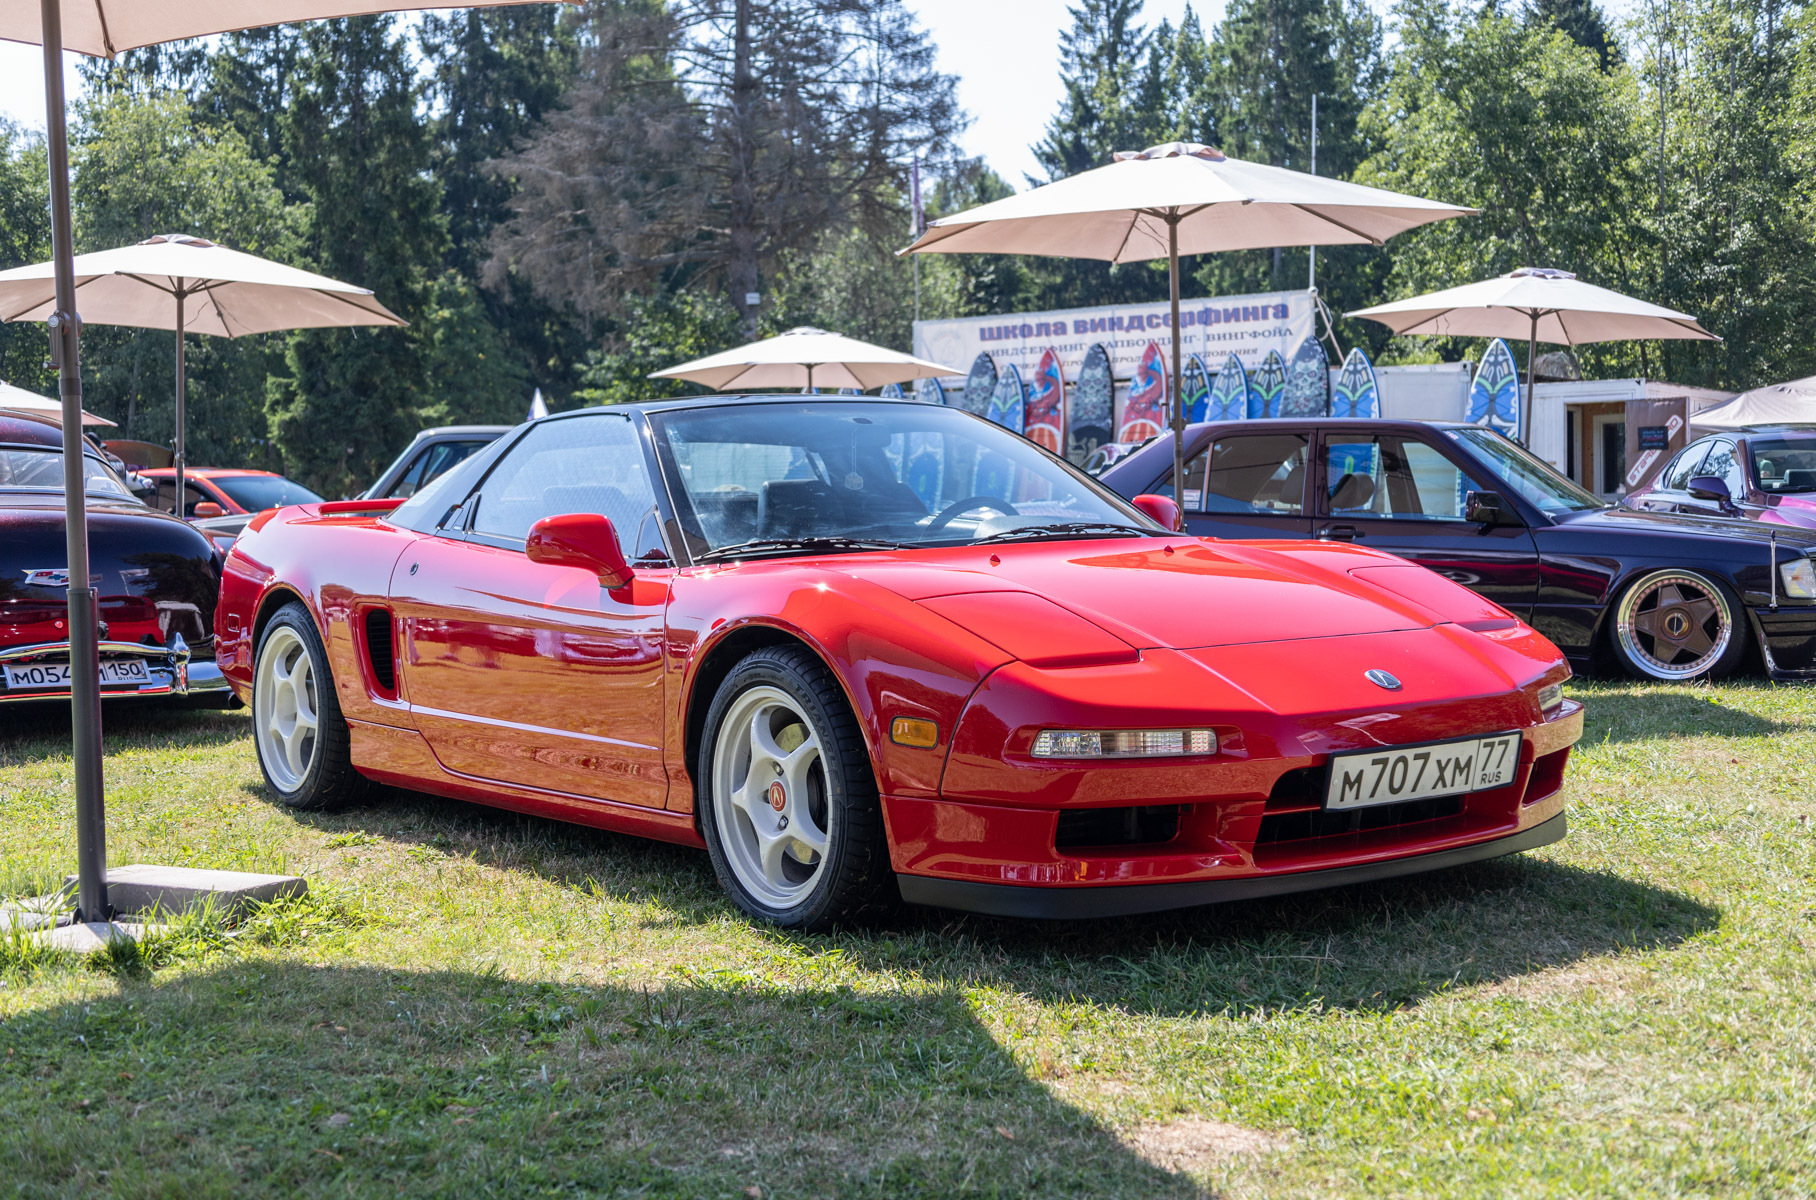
0, 961, 1204, 1199
1574, 684, 1800, 744
0, 701, 248, 762
289, 786, 1718, 1022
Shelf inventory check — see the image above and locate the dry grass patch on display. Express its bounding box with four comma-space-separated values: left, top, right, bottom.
1126, 1116, 1293, 1171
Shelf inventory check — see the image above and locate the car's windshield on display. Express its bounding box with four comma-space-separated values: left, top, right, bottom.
0, 447, 135, 499
1747, 435, 1816, 494
649, 401, 1157, 557
210, 474, 324, 510
1445, 427, 1605, 514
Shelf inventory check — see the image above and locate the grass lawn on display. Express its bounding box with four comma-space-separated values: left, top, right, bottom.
1, 680, 1812, 1198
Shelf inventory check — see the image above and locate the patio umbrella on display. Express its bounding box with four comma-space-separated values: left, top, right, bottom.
1, 0, 556, 925
1689, 375, 1816, 431
903, 141, 1476, 504
0, 233, 403, 516
1346, 268, 1718, 441
0, 379, 112, 425
651, 326, 962, 392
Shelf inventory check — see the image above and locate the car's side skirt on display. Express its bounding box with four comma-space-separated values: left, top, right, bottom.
895, 812, 1567, 919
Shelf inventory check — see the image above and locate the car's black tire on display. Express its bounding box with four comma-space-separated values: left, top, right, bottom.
250, 601, 375, 810
1609, 568, 1749, 682
696, 645, 891, 931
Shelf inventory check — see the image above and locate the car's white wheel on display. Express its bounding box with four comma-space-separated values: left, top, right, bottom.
698, 646, 889, 930
255, 625, 318, 791
251, 602, 374, 810
1611, 569, 1747, 682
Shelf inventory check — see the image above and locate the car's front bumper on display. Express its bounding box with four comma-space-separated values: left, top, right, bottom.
898, 811, 1567, 918
0, 637, 231, 705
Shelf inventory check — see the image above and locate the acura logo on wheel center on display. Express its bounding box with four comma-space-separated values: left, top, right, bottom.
766, 781, 787, 811
1365, 669, 1403, 691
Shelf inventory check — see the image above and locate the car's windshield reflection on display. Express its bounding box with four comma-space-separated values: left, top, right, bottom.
651, 402, 1157, 559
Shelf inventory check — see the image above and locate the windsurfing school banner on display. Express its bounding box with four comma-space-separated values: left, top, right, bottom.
912, 289, 1314, 389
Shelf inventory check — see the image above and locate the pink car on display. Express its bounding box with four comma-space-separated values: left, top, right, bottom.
1624, 425, 1816, 529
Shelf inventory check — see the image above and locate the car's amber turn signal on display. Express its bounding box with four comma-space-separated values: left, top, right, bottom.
890, 717, 940, 748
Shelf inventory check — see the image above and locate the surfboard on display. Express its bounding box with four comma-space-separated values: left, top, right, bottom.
1206, 354, 1248, 422
879, 382, 904, 399
1467, 338, 1520, 435
914, 377, 947, 406
986, 362, 1026, 433
1331, 347, 1381, 418
1118, 341, 1167, 443
1281, 336, 1329, 418
961, 353, 996, 416
1248, 351, 1286, 419
1025, 348, 1066, 452
1181, 354, 1211, 424
1068, 344, 1114, 464
906, 433, 944, 513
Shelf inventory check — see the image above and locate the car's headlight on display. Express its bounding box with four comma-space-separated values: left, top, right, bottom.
1782, 557, 1816, 600
1537, 681, 1565, 716
1031, 728, 1217, 759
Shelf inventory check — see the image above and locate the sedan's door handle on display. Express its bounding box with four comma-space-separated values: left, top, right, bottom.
1318, 524, 1361, 541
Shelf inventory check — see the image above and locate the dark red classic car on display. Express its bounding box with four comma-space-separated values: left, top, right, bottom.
216, 398, 1581, 928
0, 412, 229, 706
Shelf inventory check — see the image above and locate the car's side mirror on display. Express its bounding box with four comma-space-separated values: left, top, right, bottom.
526, 512, 634, 589
1686, 475, 1733, 504
191, 501, 226, 518
1464, 490, 1512, 526
1131, 493, 1182, 532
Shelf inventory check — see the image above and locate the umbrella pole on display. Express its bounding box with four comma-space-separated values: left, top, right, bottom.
40, 0, 109, 922
1168, 217, 1184, 529
1524, 311, 1537, 446
175, 292, 186, 519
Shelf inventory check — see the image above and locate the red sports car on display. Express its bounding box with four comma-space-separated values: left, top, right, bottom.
215, 398, 1582, 929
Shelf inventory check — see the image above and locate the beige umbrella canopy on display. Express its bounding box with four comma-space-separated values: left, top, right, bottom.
1689, 375, 1816, 431
0, 381, 113, 425
0, 1, 555, 55
1347, 267, 1719, 440
0, 233, 404, 516
651, 326, 962, 392
905, 141, 1476, 498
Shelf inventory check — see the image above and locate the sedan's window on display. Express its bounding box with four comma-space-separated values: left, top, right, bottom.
1749, 436, 1816, 493
1327, 435, 1475, 521
387, 439, 490, 498
471, 416, 661, 558
1206, 434, 1308, 514
1446, 426, 1604, 513
210, 474, 324, 511
0, 448, 134, 498
1662, 442, 1710, 491
1697, 440, 1746, 499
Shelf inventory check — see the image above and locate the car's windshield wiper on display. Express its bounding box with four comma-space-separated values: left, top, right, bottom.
969, 521, 1155, 545
693, 536, 914, 563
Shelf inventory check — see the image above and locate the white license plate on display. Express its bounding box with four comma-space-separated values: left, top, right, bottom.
1325, 732, 1521, 810
4, 659, 153, 690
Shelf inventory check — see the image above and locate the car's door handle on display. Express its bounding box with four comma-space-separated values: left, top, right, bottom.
1318, 524, 1361, 541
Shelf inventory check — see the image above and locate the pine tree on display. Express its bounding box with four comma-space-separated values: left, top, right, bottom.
1033, 0, 1155, 181
265, 16, 448, 495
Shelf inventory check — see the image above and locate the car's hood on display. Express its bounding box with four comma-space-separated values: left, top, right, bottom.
1560, 504, 1816, 548
829, 537, 1462, 651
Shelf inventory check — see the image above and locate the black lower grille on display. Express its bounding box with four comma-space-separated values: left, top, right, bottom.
363, 608, 396, 692
1256, 794, 1464, 844
1056, 804, 1181, 850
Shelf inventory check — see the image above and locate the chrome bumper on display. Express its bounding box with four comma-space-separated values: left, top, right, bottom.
0, 635, 230, 705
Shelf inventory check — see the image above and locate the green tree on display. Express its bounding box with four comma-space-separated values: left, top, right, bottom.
265, 16, 448, 496
69, 88, 298, 462
1034, 0, 1157, 180
0, 122, 50, 394
1357, 0, 1653, 367
1527, 0, 1620, 71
